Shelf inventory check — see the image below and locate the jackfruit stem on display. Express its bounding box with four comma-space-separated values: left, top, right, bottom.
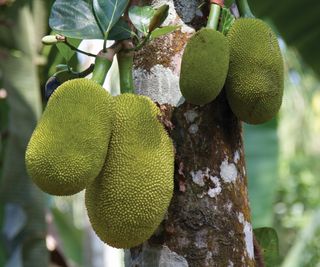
207, 3, 221, 30
92, 43, 122, 85
117, 40, 134, 94
92, 54, 112, 85
235, 0, 254, 18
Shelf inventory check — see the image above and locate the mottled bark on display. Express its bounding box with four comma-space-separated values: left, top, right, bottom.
126, 0, 255, 266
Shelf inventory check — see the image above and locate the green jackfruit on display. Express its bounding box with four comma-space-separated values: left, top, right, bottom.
225, 18, 284, 124
180, 28, 230, 105
85, 94, 174, 249
25, 78, 114, 196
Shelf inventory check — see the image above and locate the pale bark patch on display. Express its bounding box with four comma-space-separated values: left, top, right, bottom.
220, 158, 238, 183
238, 212, 254, 260
134, 65, 181, 105
159, 246, 189, 267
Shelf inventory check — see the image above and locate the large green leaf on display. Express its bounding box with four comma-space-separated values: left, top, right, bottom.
248, 0, 320, 77
50, 0, 131, 40
129, 6, 155, 35
108, 18, 132, 40
93, 0, 130, 36
49, 0, 103, 39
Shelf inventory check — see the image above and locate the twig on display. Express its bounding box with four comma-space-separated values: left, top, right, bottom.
56, 35, 97, 58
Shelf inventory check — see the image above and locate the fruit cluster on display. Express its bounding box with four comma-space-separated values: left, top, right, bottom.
180, 18, 284, 125
25, 78, 174, 248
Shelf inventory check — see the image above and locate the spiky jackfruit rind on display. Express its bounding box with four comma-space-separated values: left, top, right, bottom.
25, 78, 114, 196
180, 28, 230, 105
85, 94, 174, 249
225, 18, 284, 124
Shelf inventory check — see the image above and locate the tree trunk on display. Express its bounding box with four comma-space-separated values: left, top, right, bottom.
126, 1, 255, 266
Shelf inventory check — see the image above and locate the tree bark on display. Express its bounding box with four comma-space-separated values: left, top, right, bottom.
126, 1, 255, 266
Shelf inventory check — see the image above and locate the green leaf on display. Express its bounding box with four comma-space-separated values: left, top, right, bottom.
151, 25, 180, 39
108, 18, 133, 40
254, 227, 280, 267
50, 0, 131, 40
51, 207, 84, 266
56, 38, 82, 62
49, 0, 103, 39
149, 4, 169, 32
93, 0, 130, 36
219, 7, 235, 35
129, 6, 155, 35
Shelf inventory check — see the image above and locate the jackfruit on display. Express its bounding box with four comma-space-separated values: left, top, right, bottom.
179, 28, 230, 105
85, 94, 174, 248
225, 18, 284, 124
25, 78, 114, 196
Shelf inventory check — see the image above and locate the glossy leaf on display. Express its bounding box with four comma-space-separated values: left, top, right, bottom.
50, 0, 103, 39
50, 0, 131, 40
108, 18, 132, 40
248, 0, 320, 77
149, 4, 169, 32
129, 6, 155, 34
254, 227, 279, 267
151, 25, 180, 39
93, 0, 130, 36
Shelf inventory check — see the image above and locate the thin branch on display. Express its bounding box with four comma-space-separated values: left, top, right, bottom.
55, 35, 97, 57
64, 40, 97, 58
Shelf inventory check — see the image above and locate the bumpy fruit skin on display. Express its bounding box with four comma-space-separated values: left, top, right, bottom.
179, 28, 230, 105
25, 78, 114, 196
85, 94, 174, 249
225, 18, 284, 124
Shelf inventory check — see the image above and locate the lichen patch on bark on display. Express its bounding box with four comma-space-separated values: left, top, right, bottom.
159, 246, 189, 266
238, 212, 254, 260
184, 110, 199, 123
134, 65, 181, 105
234, 150, 240, 163
220, 158, 238, 183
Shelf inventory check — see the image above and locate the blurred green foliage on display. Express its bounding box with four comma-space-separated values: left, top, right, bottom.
245, 119, 279, 227
52, 206, 84, 266
248, 0, 320, 77
247, 41, 320, 266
